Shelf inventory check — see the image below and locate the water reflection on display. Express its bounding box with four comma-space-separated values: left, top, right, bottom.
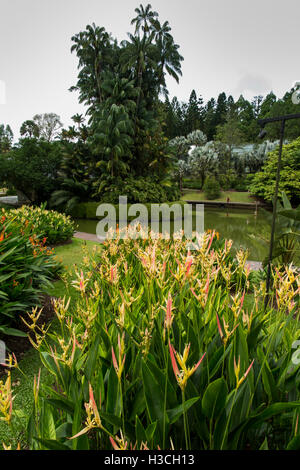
75, 207, 271, 262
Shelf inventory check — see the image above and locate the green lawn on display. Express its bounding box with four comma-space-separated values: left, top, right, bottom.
0, 237, 99, 448
181, 191, 256, 204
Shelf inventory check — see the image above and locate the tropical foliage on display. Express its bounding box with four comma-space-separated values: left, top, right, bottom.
6, 205, 75, 245
250, 137, 300, 204
3, 230, 299, 450
0, 211, 62, 336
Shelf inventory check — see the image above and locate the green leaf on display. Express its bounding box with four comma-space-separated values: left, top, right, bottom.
287, 435, 300, 450
259, 437, 269, 450
202, 378, 228, 420
84, 334, 100, 382
167, 397, 200, 424
0, 326, 27, 337
55, 422, 73, 439
141, 360, 167, 441
34, 438, 70, 451
135, 416, 147, 445
42, 404, 56, 440
145, 422, 157, 442
106, 367, 122, 419
45, 398, 74, 415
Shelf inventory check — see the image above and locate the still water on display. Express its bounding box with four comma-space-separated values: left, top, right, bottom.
75, 207, 271, 262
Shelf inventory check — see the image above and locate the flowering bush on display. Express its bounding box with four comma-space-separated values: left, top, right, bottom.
4, 229, 300, 450
6, 204, 75, 245
0, 213, 62, 336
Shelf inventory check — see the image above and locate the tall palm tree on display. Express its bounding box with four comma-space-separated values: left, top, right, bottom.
151, 19, 183, 95
101, 73, 137, 114
120, 33, 157, 126
92, 104, 133, 178
131, 3, 158, 37
71, 23, 113, 109
71, 113, 85, 130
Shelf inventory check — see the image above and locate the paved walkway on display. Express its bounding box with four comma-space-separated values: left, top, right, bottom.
74, 231, 105, 242
74, 231, 263, 271
0, 195, 18, 205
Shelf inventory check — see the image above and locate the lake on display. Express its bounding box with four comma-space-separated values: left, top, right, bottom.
74, 206, 271, 262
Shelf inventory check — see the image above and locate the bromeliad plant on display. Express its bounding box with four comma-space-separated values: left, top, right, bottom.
5, 204, 75, 245
0, 212, 62, 336
9, 228, 300, 450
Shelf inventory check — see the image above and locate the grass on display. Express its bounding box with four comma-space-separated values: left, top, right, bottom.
47, 238, 99, 298
0, 237, 99, 448
0, 203, 13, 211
181, 191, 256, 204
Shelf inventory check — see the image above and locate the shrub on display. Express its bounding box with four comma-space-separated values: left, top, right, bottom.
203, 175, 221, 200
0, 213, 62, 336
97, 176, 180, 204
8, 231, 300, 450
0, 138, 61, 204
250, 137, 300, 203
6, 205, 75, 245
182, 179, 203, 190
70, 200, 186, 221
217, 172, 236, 191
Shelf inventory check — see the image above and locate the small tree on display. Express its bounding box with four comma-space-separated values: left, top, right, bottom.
188, 141, 218, 188
33, 113, 63, 141
203, 175, 221, 200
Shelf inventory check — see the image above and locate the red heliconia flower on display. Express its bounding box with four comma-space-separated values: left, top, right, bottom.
168, 341, 180, 378
185, 258, 193, 277
206, 230, 215, 253
111, 346, 118, 373
216, 313, 224, 340
243, 359, 254, 380
165, 293, 174, 330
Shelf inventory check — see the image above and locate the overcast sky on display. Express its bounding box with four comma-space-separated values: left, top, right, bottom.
1, 0, 300, 137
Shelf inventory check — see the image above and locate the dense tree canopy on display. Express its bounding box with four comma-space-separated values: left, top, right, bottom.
250, 137, 300, 203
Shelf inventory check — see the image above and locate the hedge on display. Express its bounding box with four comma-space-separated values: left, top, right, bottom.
70, 200, 188, 221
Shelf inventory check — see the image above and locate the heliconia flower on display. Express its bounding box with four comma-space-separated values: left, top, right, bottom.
0, 372, 13, 424
164, 293, 174, 330
168, 340, 206, 390
112, 346, 118, 372
240, 291, 245, 309
69, 384, 102, 440
243, 359, 254, 381
216, 313, 224, 340
234, 357, 254, 389
205, 273, 210, 295
2, 442, 21, 450
151, 246, 156, 270
109, 436, 120, 450
79, 271, 84, 290
112, 333, 126, 381
185, 258, 193, 277
169, 341, 180, 378
109, 431, 128, 450
206, 230, 215, 253
190, 287, 198, 300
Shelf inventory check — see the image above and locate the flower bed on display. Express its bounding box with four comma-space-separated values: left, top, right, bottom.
3, 229, 300, 450
6, 205, 75, 245
0, 212, 62, 337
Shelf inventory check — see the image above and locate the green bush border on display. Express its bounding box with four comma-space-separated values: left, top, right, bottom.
70, 200, 188, 221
